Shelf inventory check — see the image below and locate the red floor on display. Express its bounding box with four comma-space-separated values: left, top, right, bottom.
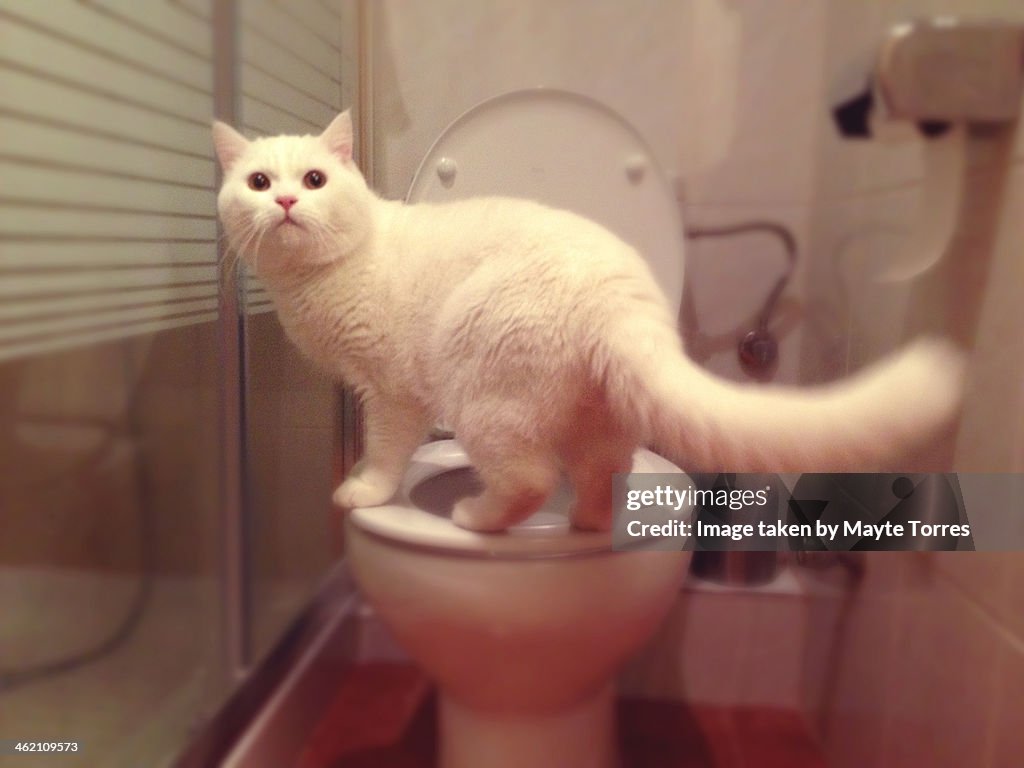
296, 663, 827, 768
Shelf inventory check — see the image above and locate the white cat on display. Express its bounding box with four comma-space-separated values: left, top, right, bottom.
213, 111, 966, 532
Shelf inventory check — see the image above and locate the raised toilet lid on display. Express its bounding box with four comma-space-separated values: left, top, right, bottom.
406, 88, 685, 319
347, 441, 693, 558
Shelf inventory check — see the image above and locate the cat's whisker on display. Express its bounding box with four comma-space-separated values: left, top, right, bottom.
219, 247, 248, 286
249, 224, 269, 277
217, 227, 247, 285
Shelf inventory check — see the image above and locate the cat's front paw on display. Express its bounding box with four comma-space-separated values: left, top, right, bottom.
332, 474, 397, 509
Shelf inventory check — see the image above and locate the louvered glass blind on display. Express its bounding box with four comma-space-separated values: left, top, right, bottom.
0, 0, 351, 362
0, 0, 221, 362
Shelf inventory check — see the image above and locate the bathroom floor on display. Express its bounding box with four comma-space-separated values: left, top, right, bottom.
296, 663, 826, 768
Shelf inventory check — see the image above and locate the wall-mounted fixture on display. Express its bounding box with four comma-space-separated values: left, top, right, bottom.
831, 18, 1023, 351
834, 18, 1024, 140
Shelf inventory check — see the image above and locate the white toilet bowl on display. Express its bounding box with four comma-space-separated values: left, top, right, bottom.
346, 440, 693, 768
346, 88, 692, 767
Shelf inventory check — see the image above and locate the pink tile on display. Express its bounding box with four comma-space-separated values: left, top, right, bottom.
681, 591, 757, 705
620, 590, 758, 704
934, 553, 1020, 639
819, 589, 900, 768
880, 579, 1002, 768
991, 642, 1024, 768
1002, 556, 1024, 641
736, 596, 807, 708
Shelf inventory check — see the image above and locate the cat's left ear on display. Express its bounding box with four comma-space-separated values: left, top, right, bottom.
212, 121, 249, 172
320, 110, 354, 163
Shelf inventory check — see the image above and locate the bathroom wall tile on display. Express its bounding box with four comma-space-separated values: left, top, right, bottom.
863, 552, 932, 594
735, 595, 808, 709
677, 591, 757, 706
1002, 557, 1024, 642
932, 553, 1024, 644
797, 186, 920, 382
879, 575, 1003, 768
682, 0, 829, 206
623, 583, 824, 712
990, 640, 1024, 767
619, 589, 755, 705
819, 590, 901, 768
952, 162, 1024, 472
798, 587, 846, 731
819, 559, 1020, 767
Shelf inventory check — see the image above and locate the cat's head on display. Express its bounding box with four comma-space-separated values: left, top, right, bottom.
212, 111, 372, 278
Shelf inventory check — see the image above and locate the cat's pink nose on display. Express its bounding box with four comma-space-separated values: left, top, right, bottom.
275, 196, 298, 211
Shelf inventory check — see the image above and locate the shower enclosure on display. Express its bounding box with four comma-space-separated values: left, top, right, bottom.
0, 1, 358, 765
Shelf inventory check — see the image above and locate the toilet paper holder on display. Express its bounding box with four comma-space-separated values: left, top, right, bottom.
834, 17, 1024, 139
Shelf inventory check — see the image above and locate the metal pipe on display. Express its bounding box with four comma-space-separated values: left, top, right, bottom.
212, 0, 250, 682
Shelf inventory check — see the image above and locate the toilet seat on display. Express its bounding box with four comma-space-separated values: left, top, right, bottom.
348, 441, 691, 559
407, 88, 685, 318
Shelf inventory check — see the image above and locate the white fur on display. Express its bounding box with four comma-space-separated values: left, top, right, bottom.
213, 112, 967, 532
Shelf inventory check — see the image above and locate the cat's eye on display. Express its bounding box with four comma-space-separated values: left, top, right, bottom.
303, 170, 327, 189
248, 172, 271, 191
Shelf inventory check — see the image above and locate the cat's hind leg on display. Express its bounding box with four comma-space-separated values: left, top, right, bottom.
333, 392, 430, 508
450, 438, 559, 532
564, 437, 634, 532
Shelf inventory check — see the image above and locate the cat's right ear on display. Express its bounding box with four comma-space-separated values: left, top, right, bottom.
212, 121, 249, 172
320, 110, 354, 163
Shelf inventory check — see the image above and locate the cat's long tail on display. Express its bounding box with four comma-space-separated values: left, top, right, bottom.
598, 312, 967, 472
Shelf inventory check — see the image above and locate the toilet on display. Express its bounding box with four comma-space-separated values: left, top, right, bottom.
345, 89, 693, 768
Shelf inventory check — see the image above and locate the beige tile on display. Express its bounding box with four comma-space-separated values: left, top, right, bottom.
991, 639, 1024, 767
799, 589, 846, 728
618, 589, 757, 704
680, 590, 757, 704
934, 552, 1021, 638
953, 163, 1024, 471
820, 588, 902, 768
736, 594, 808, 708
796, 185, 924, 381
995, 555, 1024, 642
686, 0, 828, 205
880, 576, 1003, 767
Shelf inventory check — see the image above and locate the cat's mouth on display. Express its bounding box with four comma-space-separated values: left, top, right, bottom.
276, 215, 303, 230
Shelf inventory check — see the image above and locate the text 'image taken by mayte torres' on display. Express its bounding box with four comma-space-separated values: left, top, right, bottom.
614, 474, 978, 552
